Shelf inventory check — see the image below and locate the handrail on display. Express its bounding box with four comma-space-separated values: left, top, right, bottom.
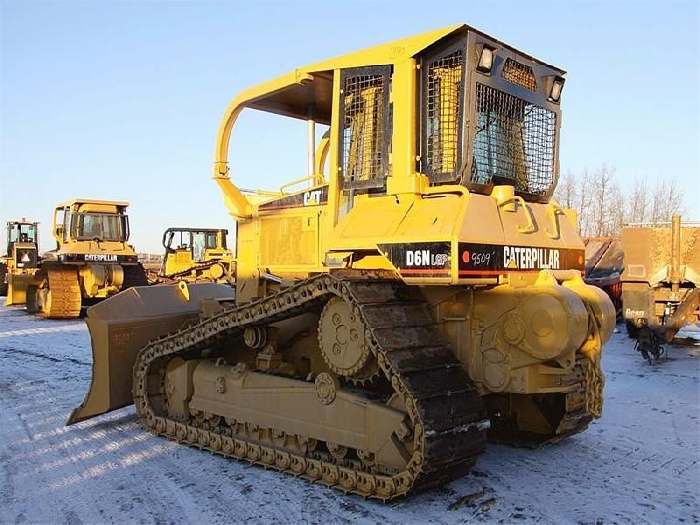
498, 195, 535, 234
545, 201, 564, 239
280, 175, 325, 195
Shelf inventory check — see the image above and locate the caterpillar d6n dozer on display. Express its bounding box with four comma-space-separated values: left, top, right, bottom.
1, 219, 40, 305
26, 199, 148, 318
69, 25, 615, 500
151, 227, 235, 284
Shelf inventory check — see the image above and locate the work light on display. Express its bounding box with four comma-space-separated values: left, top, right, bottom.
477, 44, 496, 73
548, 76, 565, 103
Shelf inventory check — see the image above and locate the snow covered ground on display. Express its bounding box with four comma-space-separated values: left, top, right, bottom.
1, 304, 698, 524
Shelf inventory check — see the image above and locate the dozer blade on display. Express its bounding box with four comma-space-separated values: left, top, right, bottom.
67, 282, 234, 425
5, 273, 35, 306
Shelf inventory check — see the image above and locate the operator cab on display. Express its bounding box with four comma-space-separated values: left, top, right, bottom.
54, 200, 131, 245
163, 228, 228, 263
336, 30, 564, 203
6, 220, 38, 253
5, 219, 39, 269
221, 25, 564, 207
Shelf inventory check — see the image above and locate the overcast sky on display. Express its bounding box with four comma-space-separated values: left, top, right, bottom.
1, 0, 698, 253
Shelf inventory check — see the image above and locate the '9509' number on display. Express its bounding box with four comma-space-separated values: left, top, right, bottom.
470, 252, 491, 266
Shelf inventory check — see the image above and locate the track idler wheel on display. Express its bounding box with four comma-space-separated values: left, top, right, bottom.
318, 297, 378, 383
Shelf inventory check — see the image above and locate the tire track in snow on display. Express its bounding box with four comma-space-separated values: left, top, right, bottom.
0, 347, 90, 366
0, 324, 86, 338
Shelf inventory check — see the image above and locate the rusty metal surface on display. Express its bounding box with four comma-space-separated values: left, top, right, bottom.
583, 237, 624, 279
622, 225, 700, 282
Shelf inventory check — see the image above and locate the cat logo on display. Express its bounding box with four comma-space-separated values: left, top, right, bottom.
20, 252, 30, 263
85, 254, 118, 262
503, 246, 560, 270
303, 190, 322, 206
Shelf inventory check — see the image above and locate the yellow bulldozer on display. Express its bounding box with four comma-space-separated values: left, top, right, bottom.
149, 227, 235, 284
68, 25, 615, 500
1, 219, 40, 305
25, 198, 149, 318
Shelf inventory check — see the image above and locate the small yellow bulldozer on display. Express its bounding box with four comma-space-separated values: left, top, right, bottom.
69, 24, 615, 500
1, 219, 40, 305
149, 227, 235, 284
25, 199, 149, 318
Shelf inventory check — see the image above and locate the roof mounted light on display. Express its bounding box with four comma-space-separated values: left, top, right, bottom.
476, 44, 496, 74
547, 75, 566, 103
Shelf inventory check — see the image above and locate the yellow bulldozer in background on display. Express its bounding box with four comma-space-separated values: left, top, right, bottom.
149, 227, 235, 284
25, 199, 149, 318
1, 219, 40, 305
69, 24, 615, 500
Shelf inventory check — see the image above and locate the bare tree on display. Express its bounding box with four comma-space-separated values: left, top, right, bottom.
648, 179, 686, 224
606, 183, 626, 236
577, 168, 594, 237
556, 166, 687, 236
624, 177, 686, 225
590, 164, 617, 237
555, 170, 577, 209
626, 178, 650, 224
568, 164, 620, 237
554, 167, 597, 236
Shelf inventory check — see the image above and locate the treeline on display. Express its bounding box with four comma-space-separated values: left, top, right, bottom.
553, 164, 687, 238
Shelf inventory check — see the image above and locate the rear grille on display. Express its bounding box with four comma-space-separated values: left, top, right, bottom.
501, 58, 537, 91
260, 217, 316, 266
470, 83, 556, 197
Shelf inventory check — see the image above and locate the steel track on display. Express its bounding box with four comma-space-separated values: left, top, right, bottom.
132, 272, 490, 500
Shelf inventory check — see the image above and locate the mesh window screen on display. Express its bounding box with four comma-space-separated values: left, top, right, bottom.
501, 58, 537, 92
470, 83, 556, 197
341, 68, 390, 190
424, 48, 464, 181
